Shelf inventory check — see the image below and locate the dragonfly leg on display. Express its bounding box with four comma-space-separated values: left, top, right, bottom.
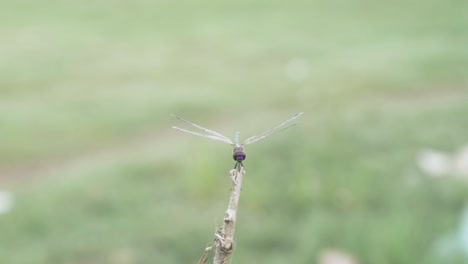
233, 161, 244, 172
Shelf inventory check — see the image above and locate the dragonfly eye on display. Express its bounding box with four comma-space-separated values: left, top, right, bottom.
233, 153, 246, 161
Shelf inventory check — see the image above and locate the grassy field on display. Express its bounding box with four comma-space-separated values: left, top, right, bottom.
1, 0, 468, 263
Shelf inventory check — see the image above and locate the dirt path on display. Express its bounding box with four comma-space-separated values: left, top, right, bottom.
0, 127, 171, 187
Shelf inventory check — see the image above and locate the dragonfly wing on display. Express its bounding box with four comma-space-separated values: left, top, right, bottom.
172, 114, 232, 142
172, 126, 233, 144
243, 112, 303, 145
243, 124, 296, 145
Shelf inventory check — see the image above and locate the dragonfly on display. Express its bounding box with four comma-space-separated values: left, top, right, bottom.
172, 112, 303, 172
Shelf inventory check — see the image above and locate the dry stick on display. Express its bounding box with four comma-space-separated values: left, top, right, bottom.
211, 167, 245, 264
197, 241, 216, 264
195, 168, 244, 264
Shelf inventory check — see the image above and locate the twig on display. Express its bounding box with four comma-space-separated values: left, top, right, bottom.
211, 167, 245, 264
197, 241, 216, 264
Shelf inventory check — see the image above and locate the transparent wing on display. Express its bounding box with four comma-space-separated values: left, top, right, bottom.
243, 112, 303, 145
172, 126, 233, 144
242, 124, 297, 145
172, 114, 233, 145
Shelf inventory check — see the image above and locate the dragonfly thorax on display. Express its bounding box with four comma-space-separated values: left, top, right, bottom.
233, 146, 246, 161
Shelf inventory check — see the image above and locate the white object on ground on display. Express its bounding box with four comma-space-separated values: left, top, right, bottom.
0, 191, 13, 214
319, 249, 357, 264
417, 149, 452, 177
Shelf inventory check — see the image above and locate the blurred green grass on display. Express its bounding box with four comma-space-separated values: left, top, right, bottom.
1, 0, 468, 263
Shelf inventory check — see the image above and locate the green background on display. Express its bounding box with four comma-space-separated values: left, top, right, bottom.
1, 0, 468, 263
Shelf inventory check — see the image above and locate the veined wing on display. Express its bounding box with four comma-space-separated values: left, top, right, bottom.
243, 112, 303, 145
172, 114, 233, 145
172, 127, 233, 144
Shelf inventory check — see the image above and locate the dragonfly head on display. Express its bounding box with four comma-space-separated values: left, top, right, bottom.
233, 146, 246, 161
